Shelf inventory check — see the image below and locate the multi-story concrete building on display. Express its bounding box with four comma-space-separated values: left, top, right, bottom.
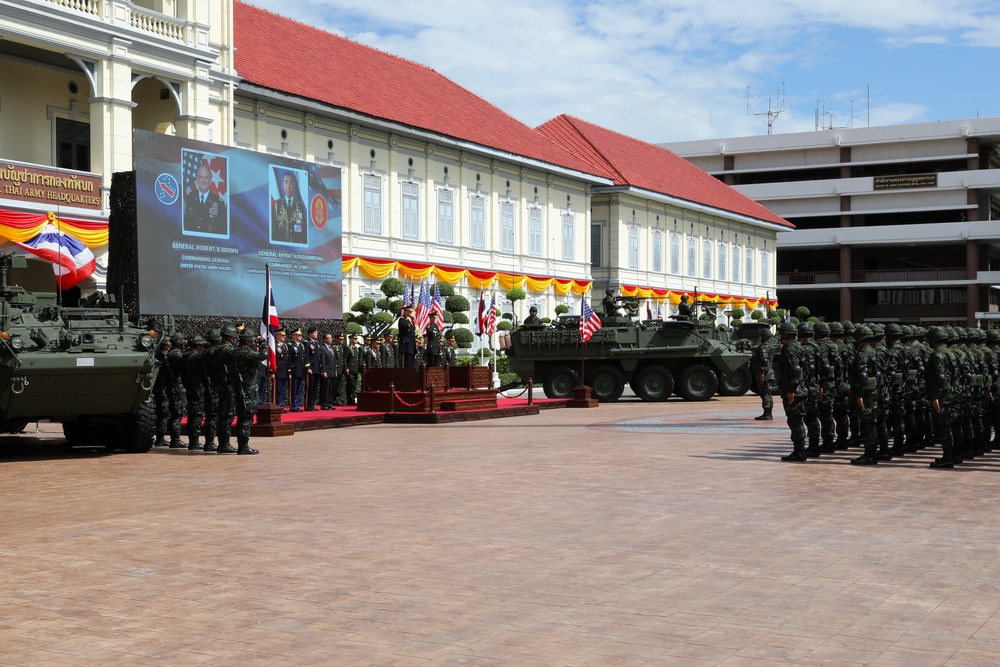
666, 118, 1000, 324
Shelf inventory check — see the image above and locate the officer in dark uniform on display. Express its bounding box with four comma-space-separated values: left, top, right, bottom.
751, 327, 774, 420
344, 333, 361, 405
304, 327, 322, 410
442, 332, 458, 367
381, 331, 399, 369
425, 312, 442, 367
398, 306, 417, 368
272, 171, 307, 244
363, 337, 383, 377
332, 332, 349, 406
274, 329, 289, 409
183, 163, 228, 235
288, 329, 306, 411
232, 328, 266, 455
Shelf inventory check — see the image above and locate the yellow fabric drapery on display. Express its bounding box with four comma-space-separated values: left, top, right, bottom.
342, 255, 593, 295
0, 210, 108, 247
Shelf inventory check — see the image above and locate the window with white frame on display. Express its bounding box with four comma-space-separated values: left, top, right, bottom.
686, 225, 696, 277
628, 226, 639, 269
702, 236, 712, 279
761, 241, 770, 283
500, 200, 515, 253
745, 241, 754, 284
670, 228, 680, 274
653, 231, 663, 273
470, 195, 486, 249
529, 206, 543, 256
731, 235, 740, 283
562, 212, 575, 261
401, 181, 419, 240
717, 235, 727, 282
363, 173, 382, 234
437, 188, 454, 244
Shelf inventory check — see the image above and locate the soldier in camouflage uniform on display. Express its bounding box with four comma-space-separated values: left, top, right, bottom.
207, 326, 239, 454
884, 323, 909, 457
902, 326, 928, 452
776, 322, 807, 462
830, 321, 854, 449
850, 325, 880, 465
232, 328, 266, 455
153, 336, 173, 447
947, 327, 972, 462
165, 333, 188, 448
842, 321, 861, 446
183, 334, 207, 451
751, 328, 774, 420
986, 329, 1000, 450
869, 324, 892, 460
201, 329, 222, 452
796, 322, 824, 458
926, 326, 957, 468
814, 322, 840, 453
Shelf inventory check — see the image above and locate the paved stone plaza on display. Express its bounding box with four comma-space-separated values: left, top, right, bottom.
2, 396, 1000, 666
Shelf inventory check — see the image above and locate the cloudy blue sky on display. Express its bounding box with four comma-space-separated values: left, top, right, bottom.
248, 0, 1000, 143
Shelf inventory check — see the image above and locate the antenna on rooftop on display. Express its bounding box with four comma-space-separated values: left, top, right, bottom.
815, 99, 855, 131
747, 83, 785, 135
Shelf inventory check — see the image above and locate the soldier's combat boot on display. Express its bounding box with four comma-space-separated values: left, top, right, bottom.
188, 439, 203, 451
930, 443, 955, 469
236, 437, 259, 456
216, 440, 237, 454
851, 440, 879, 466
820, 438, 837, 454
781, 442, 807, 462
202, 441, 218, 452
805, 438, 821, 458
168, 439, 188, 449
154, 436, 170, 447
754, 409, 773, 421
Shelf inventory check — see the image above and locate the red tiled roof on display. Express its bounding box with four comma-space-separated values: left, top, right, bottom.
234, 2, 605, 179
537, 115, 793, 228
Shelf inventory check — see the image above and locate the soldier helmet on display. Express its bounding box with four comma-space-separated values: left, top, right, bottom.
884, 323, 903, 338
841, 320, 855, 333
240, 328, 257, 341
777, 321, 796, 336
190, 334, 206, 346
796, 322, 814, 337
606, 288, 615, 295
221, 325, 238, 339
758, 328, 773, 339
207, 328, 222, 342
814, 321, 830, 337
170, 333, 186, 346
987, 329, 1000, 343
680, 294, 689, 302
925, 326, 946, 343
529, 306, 537, 313
853, 325, 874, 342
869, 323, 885, 338
828, 321, 844, 335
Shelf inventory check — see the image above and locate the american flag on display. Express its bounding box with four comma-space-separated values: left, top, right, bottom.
656, 302, 663, 320
579, 298, 602, 343
182, 149, 227, 198
414, 282, 433, 333
431, 283, 446, 327
485, 293, 497, 336
259, 265, 280, 372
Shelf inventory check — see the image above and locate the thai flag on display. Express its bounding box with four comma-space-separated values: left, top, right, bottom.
476, 289, 487, 336
646, 300, 653, 320
579, 298, 603, 343
15, 223, 96, 290
259, 266, 280, 371
431, 283, 446, 327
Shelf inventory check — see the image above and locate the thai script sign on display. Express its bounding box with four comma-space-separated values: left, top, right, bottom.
873, 174, 938, 190
0, 160, 102, 210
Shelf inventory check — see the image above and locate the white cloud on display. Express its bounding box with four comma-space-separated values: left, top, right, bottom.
245, 0, 1000, 142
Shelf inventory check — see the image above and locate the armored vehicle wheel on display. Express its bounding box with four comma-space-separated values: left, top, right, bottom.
718, 366, 752, 396
543, 365, 580, 399
677, 363, 718, 401
630, 364, 674, 402
117, 400, 156, 453
587, 364, 625, 403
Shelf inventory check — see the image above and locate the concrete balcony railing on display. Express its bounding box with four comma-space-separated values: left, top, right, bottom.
40, 0, 191, 45
778, 268, 969, 286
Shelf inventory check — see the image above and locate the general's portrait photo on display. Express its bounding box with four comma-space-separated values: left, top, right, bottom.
181, 150, 230, 237
270, 166, 308, 246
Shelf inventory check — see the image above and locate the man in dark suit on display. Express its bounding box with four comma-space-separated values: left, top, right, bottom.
318, 332, 338, 410
184, 163, 227, 235
304, 327, 322, 410
397, 306, 417, 369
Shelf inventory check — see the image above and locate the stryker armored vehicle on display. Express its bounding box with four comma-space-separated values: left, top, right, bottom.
0, 254, 159, 451
506, 313, 754, 402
